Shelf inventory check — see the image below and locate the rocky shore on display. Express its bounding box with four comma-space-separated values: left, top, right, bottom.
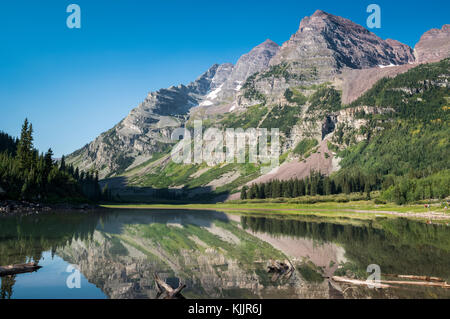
0, 200, 102, 217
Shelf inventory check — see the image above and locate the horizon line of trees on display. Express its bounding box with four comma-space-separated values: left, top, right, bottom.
240, 169, 449, 205
240, 171, 376, 200
0, 119, 109, 202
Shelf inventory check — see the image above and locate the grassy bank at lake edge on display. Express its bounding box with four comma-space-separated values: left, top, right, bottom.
101, 200, 450, 223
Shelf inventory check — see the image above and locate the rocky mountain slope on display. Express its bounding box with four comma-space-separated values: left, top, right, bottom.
190, 39, 280, 115
66, 10, 450, 201
229, 9, 416, 111
415, 24, 450, 63
270, 10, 414, 69
67, 39, 279, 178
341, 24, 450, 104
67, 63, 232, 178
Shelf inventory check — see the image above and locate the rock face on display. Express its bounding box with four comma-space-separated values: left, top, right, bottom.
66, 9, 447, 184
67, 64, 232, 178
270, 10, 414, 73
194, 39, 280, 113
415, 24, 450, 63
341, 25, 450, 104
233, 10, 416, 109
219, 39, 280, 97
67, 39, 279, 178
341, 64, 416, 104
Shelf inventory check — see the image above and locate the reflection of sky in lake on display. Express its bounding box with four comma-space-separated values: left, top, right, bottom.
3, 251, 105, 299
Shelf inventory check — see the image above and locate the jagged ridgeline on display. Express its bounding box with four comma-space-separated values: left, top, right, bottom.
64, 10, 449, 202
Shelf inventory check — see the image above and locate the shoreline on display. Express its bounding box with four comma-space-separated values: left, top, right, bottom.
0, 200, 103, 217
2, 199, 449, 223
102, 202, 450, 223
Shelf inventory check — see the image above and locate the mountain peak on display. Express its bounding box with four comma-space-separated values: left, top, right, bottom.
415, 24, 450, 63
299, 9, 367, 33
270, 10, 414, 70
312, 9, 328, 17
217, 39, 280, 94
258, 39, 279, 48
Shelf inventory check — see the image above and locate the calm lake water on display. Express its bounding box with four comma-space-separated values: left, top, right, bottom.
1, 209, 449, 299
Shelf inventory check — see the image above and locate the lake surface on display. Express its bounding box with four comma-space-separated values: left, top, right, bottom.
1, 209, 449, 299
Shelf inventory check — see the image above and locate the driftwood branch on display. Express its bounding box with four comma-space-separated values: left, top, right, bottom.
380, 279, 450, 289
0, 262, 41, 277
332, 276, 391, 289
267, 259, 294, 282
332, 276, 450, 289
153, 273, 186, 299
384, 274, 446, 283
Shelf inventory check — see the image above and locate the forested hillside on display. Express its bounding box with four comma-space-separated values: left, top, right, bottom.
334, 58, 450, 203
0, 119, 103, 202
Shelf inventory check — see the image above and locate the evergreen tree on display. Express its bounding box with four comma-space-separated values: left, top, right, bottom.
264, 182, 272, 198
44, 148, 54, 180
292, 181, 299, 198
0, 119, 93, 202
365, 183, 371, 200
249, 184, 258, 199
298, 179, 305, 196
258, 183, 266, 199
16, 118, 34, 170
240, 186, 248, 200
272, 180, 281, 198
60, 155, 66, 172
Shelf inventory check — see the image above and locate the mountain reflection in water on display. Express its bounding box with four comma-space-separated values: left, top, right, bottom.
1, 209, 449, 299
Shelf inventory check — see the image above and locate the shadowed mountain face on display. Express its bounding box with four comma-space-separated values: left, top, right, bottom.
66, 10, 449, 192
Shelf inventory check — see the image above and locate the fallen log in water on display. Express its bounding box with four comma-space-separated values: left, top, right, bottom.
154, 273, 186, 299
332, 276, 450, 289
0, 262, 41, 277
384, 274, 446, 283
267, 260, 290, 273
267, 259, 294, 282
380, 279, 450, 289
332, 276, 391, 289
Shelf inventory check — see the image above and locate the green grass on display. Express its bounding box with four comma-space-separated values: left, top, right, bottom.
260, 104, 303, 134
293, 138, 319, 156
102, 196, 450, 222
298, 261, 324, 283
284, 88, 308, 105
221, 104, 268, 129
123, 151, 169, 176
134, 161, 200, 188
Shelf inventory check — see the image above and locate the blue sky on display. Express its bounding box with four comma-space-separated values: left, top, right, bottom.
0, 0, 448, 157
